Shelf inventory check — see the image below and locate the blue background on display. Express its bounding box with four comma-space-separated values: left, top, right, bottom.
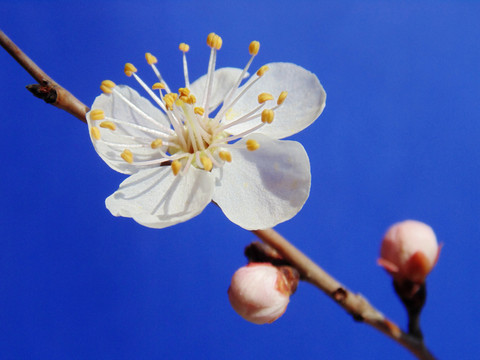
1, 1, 479, 359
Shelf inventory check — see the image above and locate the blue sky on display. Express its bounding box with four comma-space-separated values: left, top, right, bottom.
1, 1, 479, 359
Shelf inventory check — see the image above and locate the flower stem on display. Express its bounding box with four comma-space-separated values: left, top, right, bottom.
1, 28, 436, 360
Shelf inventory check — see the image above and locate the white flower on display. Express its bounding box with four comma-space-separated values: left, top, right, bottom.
87, 33, 326, 230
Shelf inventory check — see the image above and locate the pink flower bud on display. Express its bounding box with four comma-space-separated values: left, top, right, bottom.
378, 220, 440, 284
228, 263, 297, 325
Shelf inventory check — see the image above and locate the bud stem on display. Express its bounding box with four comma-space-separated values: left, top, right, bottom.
393, 280, 427, 340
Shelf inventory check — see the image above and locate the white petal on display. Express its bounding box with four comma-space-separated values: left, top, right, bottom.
87, 85, 172, 174
212, 134, 311, 230
106, 166, 214, 228
189, 68, 248, 113
225, 63, 326, 139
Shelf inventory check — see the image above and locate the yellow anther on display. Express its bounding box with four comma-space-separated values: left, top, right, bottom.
121, 149, 133, 164
171, 160, 182, 176
124, 63, 138, 77
99, 121, 116, 131
175, 99, 184, 107
151, 138, 163, 149
152, 82, 165, 90
186, 94, 196, 104
261, 109, 274, 124
249, 41, 260, 55
194, 107, 205, 116
179, 93, 196, 104
219, 151, 232, 162
90, 109, 105, 121
200, 156, 213, 171
164, 93, 178, 110
207, 33, 215, 47
178, 87, 190, 97
90, 126, 101, 140
179, 43, 190, 52
246, 139, 260, 151
207, 32, 222, 50
258, 92, 274, 104
145, 53, 158, 65
214, 36, 223, 50
100, 80, 116, 94
277, 91, 288, 105
256, 65, 269, 77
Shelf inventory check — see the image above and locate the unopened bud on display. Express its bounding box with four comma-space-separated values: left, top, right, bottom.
378, 220, 440, 284
228, 263, 298, 324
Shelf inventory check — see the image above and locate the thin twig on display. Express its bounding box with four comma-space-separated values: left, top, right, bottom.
0, 29, 88, 122
1, 29, 436, 360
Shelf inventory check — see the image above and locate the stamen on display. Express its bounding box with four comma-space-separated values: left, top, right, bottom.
214, 102, 265, 134
100, 121, 116, 131
249, 41, 260, 56
215, 74, 266, 122
124, 63, 138, 77
100, 80, 116, 94
277, 91, 288, 105
151, 138, 163, 149
105, 115, 170, 137
130, 72, 169, 113
194, 107, 205, 116
179, 88, 190, 97
186, 94, 196, 104
90, 109, 105, 121
145, 53, 158, 65
216, 123, 265, 144
182, 154, 195, 175
179, 43, 190, 52
200, 156, 213, 171
109, 88, 175, 135
256, 65, 269, 77
204, 150, 221, 169
90, 126, 101, 140
171, 160, 182, 176
206, 32, 222, 50
246, 139, 260, 151
146, 55, 172, 94
203, 33, 220, 112
206, 33, 215, 47
178, 88, 190, 97
213, 41, 259, 122
258, 93, 274, 104
127, 150, 186, 167
261, 109, 274, 124
179, 44, 191, 87
98, 140, 154, 149
219, 151, 232, 162
152, 82, 165, 90
164, 93, 178, 111
121, 149, 134, 164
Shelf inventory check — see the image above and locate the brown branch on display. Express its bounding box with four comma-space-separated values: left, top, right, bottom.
1, 29, 436, 360
0, 29, 89, 122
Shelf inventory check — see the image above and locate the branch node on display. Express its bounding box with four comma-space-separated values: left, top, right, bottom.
332, 287, 348, 303
26, 82, 57, 104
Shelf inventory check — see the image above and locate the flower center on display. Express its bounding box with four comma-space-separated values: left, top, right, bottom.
89, 33, 287, 176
